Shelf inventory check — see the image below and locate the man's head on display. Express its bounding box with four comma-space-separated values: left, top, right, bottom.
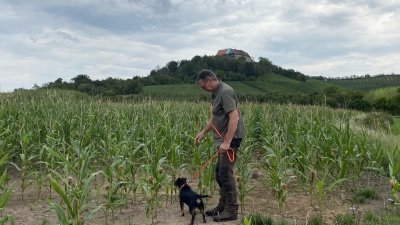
197, 69, 218, 92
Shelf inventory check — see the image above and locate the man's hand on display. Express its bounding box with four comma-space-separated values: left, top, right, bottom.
194, 132, 204, 146
218, 141, 231, 153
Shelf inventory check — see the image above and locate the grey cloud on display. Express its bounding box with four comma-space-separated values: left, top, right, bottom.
126, 0, 175, 15
1, 0, 399, 91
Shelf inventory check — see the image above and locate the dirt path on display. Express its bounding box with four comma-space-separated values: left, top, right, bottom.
2, 171, 391, 225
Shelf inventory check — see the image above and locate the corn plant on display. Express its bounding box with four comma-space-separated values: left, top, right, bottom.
236, 143, 256, 215
0, 154, 15, 225
30, 170, 45, 201
100, 162, 127, 224
44, 141, 102, 225
243, 216, 252, 225
261, 145, 296, 216
139, 157, 170, 222
124, 143, 147, 205
314, 166, 347, 214
387, 145, 400, 212
10, 153, 33, 202
190, 145, 208, 194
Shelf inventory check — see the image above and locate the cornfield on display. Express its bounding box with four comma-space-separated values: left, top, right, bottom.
0, 89, 398, 225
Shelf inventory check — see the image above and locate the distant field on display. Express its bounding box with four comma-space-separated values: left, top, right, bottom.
247, 75, 333, 94
142, 81, 267, 99
327, 75, 400, 91
142, 74, 400, 101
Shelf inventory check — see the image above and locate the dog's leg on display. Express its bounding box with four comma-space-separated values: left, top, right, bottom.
199, 200, 207, 223
180, 201, 185, 216
189, 206, 196, 225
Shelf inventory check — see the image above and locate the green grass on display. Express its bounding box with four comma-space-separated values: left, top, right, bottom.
335, 213, 357, 225
334, 212, 400, 225
391, 116, 400, 135
353, 188, 378, 203
308, 216, 325, 225
363, 211, 379, 224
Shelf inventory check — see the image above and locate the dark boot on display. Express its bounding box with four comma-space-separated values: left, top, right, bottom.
205, 188, 226, 216
213, 191, 238, 222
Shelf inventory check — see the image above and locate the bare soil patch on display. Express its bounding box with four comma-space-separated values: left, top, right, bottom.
3, 168, 392, 225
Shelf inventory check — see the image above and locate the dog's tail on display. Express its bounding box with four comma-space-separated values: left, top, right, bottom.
197, 194, 209, 199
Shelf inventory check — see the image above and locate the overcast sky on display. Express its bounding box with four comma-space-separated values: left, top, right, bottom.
1, 0, 399, 92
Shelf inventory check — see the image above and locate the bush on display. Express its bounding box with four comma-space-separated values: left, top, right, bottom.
348, 99, 372, 112
353, 188, 378, 203
309, 216, 325, 225
335, 213, 356, 225
363, 211, 379, 223
360, 112, 394, 131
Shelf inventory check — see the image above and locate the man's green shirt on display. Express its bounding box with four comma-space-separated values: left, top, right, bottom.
211, 81, 246, 146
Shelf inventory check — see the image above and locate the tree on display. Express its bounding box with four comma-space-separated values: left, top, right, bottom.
325, 97, 339, 108
191, 55, 201, 64
322, 86, 340, 98
387, 97, 400, 115
372, 97, 388, 111
77, 83, 93, 94
124, 79, 143, 94
240, 62, 256, 77
348, 99, 372, 112
167, 61, 178, 74
71, 74, 92, 90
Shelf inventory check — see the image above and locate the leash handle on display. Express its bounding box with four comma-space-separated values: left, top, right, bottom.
211, 120, 235, 163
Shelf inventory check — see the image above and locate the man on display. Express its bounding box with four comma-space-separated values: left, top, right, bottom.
194, 69, 246, 222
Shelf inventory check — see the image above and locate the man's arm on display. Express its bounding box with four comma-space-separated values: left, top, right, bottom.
219, 109, 239, 151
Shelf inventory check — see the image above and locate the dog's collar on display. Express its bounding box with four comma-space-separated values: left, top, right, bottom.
179, 183, 187, 190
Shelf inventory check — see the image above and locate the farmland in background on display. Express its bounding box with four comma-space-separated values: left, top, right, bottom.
141, 74, 400, 101
326, 75, 400, 91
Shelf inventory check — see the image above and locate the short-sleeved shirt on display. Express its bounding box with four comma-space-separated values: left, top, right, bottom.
211, 81, 246, 146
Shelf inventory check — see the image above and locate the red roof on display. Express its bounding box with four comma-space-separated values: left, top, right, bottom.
215, 48, 251, 58
232, 49, 250, 58
216, 49, 226, 55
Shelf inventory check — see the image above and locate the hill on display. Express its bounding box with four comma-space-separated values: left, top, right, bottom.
326, 75, 400, 91
38, 54, 400, 106
142, 73, 400, 101
142, 72, 333, 100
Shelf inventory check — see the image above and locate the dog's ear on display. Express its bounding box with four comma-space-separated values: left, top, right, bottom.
174, 178, 179, 187
182, 177, 187, 184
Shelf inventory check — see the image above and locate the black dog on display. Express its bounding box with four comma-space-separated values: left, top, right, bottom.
174, 177, 208, 224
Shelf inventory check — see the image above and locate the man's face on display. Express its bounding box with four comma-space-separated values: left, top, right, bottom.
198, 78, 212, 92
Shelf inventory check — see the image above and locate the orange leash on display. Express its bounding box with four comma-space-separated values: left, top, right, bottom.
188, 107, 236, 184
209, 104, 236, 163
210, 122, 235, 163
189, 150, 219, 183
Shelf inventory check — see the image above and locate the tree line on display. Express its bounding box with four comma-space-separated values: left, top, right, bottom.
141, 55, 306, 85
40, 55, 306, 96
35, 54, 400, 115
